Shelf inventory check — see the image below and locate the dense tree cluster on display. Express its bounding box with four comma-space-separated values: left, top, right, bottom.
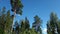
0, 7, 42, 34
0, 0, 60, 34
47, 12, 60, 34
0, 7, 12, 34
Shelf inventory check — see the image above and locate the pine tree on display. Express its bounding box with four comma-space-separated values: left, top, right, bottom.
29, 28, 38, 34
13, 21, 19, 34
47, 21, 52, 34
10, 0, 23, 15
10, 0, 23, 33
32, 15, 42, 34
0, 15, 4, 34
56, 20, 60, 34
5, 10, 12, 34
50, 12, 58, 34
25, 17, 30, 30
47, 12, 58, 34
20, 20, 25, 32
0, 7, 6, 34
0, 7, 12, 34
20, 17, 30, 31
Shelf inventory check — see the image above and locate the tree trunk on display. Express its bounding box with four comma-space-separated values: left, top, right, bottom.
11, 9, 16, 34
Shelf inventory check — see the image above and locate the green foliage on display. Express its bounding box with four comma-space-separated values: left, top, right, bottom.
25, 17, 30, 29
10, 0, 23, 15
47, 21, 52, 34
5, 10, 12, 34
0, 7, 6, 34
47, 12, 60, 34
10, 0, 24, 33
56, 20, 60, 34
30, 28, 38, 34
19, 28, 38, 34
5, 10, 12, 29
20, 20, 25, 32
19, 17, 41, 34
20, 17, 30, 32
0, 0, 42, 34
0, 7, 12, 34
32, 15, 42, 34
50, 12, 58, 34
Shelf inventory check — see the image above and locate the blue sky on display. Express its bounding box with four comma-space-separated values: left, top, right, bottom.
0, 0, 60, 34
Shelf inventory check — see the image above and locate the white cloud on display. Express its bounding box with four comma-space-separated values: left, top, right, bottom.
43, 28, 47, 32
42, 28, 47, 34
